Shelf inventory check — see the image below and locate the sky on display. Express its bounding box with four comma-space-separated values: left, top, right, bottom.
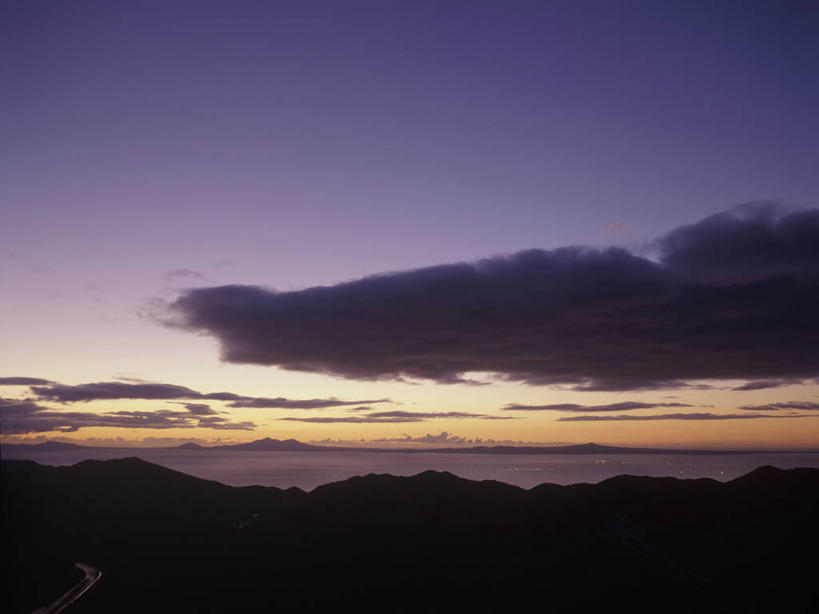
2, 0, 818, 449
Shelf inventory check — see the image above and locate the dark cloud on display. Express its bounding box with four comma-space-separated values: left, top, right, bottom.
0, 377, 54, 386
279, 410, 511, 423
657, 202, 819, 284
225, 397, 391, 409
557, 412, 818, 422
365, 410, 514, 420
279, 416, 423, 423
0, 399, 55, 433
0, 397, 256, 434
503, 401, 694, 412
738, 401, 819, 411
166, 205, 819, 391
27, 380, 386, 409
435, 374, 492, 386
568, 380, 715, 392
32, 382, 203, 402
730, 380, 795, 391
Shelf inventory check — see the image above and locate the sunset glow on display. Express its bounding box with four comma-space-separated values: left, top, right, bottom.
2, 1, 817, 450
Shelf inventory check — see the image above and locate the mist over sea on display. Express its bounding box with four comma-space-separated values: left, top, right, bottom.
4, 448, 819, 490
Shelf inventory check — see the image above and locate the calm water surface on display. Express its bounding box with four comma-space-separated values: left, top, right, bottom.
5, 448, 819, 490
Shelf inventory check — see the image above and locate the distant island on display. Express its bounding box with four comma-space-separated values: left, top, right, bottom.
1, 437, 801, 455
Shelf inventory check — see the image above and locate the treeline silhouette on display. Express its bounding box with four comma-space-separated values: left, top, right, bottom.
3, 458, 817, 612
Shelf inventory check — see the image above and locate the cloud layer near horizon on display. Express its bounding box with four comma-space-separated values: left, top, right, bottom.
0, 398, 257, 434
0, 379, 394, 434
167, 204, 819, 390
18, 380, 388, 409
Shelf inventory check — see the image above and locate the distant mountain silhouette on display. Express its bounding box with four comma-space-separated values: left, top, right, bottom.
1, 440, 89, 452
3, 458, 818, 613
191, 438, 763, 454
3, 437, 773, 455
189, 437, 336, 451
175, 442, 205, 449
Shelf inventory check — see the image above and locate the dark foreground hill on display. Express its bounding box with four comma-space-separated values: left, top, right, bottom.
3, 459, 818, 613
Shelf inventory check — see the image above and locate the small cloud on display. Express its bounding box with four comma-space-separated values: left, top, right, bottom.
396, 431, 468, 444
165, 269, 204, 281
112, 374, 152, 383
180, 403, 217, 416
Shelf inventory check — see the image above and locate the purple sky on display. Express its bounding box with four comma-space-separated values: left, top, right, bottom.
2, 1, 818, 447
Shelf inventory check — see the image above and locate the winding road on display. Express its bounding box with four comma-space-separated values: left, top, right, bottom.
32, 562, 101, 614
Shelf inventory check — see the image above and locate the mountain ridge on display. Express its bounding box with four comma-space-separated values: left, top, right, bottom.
4, 457, 818, 613
2, 438, 795, 455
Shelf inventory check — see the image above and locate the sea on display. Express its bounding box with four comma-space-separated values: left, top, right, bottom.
4, 447, 819, 490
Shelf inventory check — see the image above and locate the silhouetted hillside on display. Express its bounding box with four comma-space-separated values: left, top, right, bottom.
3, 459, 817, 613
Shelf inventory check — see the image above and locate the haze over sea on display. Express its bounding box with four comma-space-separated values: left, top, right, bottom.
5, 448, 819, 490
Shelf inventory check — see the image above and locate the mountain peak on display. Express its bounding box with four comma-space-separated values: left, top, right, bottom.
177, 442, 205, 450
220, 438, 322, 451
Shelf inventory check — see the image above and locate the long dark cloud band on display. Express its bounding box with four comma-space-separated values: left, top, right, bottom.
26, 380, 388, 409
166, 204, 819, 390
503, 401, 694, 412
739, 401, 819, 411
279, 410, 516, 424
0, 377, 55, 386
557, 413, 819, 422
